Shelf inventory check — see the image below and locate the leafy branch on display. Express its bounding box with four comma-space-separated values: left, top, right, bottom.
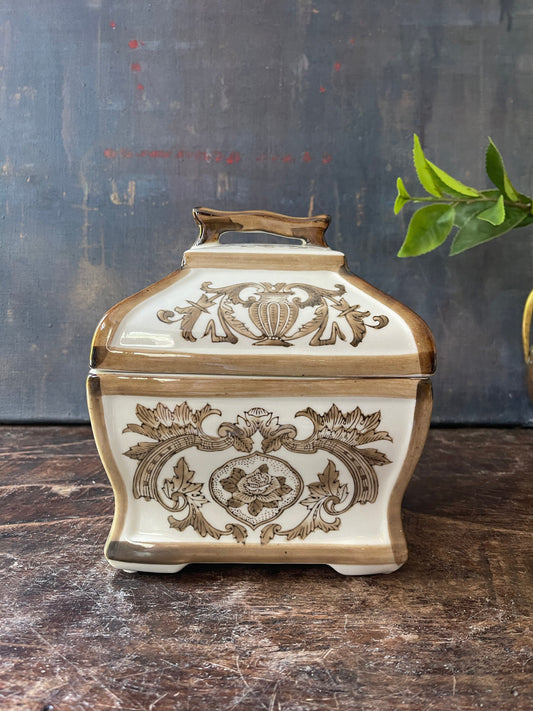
395, 135, 533, 256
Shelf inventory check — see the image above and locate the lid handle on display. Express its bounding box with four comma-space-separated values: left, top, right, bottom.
192, 207, 331, 247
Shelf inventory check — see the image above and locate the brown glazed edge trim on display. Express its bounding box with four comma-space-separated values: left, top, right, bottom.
87, 373, 127, 545
338, 264, 436, 376
90, 265, 189, 369
95, 372, 420, 399
387, 379, 433, 565
92, 350, 429, 378
183, 250, 345, 270
105, 540, 396, 567
90, 260, 436, 377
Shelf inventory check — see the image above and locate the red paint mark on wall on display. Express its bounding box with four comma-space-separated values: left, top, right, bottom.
131, 62, 141, 72
319, 86, 326, 93
334, 62, 341, 71
129, 39, 140, 49
103, 149, 333, 165
110, 21, 116, 29
226, 151, 241, 164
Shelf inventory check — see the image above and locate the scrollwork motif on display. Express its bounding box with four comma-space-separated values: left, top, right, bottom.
157, 281, 389, 348
123, 402, 392, 544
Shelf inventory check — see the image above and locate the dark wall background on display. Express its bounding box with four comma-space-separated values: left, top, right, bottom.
1, 0, 532, 424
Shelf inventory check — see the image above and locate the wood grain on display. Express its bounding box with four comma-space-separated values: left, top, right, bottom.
1, 426, 531, 711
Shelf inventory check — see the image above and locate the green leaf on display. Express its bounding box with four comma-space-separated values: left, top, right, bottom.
452, 191, 505, 227
479, 188, 503, 199
450, 205, 527, 255
425, 160, 481, 198
452, 201, 490, 228
397, 176, 410, 198
394, 177, 411, 214
413, 134, 442, 197
485, 138, 519, 202
519, 213, 533, 226
476, 194, 506, 225
398, 204, 455, 257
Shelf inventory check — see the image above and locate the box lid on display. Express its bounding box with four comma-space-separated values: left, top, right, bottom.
90, 208, 435, 377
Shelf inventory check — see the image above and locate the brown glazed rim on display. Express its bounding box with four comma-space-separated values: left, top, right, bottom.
93, 373, 421, 399
105, 540, 398, 567
87, 372, 432, 568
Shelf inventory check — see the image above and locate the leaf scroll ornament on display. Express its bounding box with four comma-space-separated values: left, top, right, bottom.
157, 281, 388, 348
165, 458, 247, 543
123, 401, 393, 545
260, 460, 348, 543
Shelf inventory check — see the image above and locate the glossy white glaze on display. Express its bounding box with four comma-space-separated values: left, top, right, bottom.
112, 265, 418, 358
102, 392, 416, 566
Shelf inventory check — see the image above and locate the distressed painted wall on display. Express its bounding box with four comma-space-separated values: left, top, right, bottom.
1, 0, 532, 424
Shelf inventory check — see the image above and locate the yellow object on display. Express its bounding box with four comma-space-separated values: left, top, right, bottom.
523, 289, 533, 364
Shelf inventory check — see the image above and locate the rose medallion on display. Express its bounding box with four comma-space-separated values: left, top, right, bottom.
209, 452, 303, 529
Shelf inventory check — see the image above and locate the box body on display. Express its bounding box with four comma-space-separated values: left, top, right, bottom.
88, 209, 435, 575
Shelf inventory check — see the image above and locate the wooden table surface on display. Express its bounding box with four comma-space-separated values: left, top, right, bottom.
0, 426, 531, 711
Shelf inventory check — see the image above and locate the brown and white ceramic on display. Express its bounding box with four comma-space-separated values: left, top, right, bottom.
87, 208, 436, 575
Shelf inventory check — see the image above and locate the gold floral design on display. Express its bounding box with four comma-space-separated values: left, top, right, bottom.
163, 457, 247, 543
261, 461, 346, 542
157, 281, 388, 348
209, 452, 303, 529
123, 402, 392, 544
221, 463, 293, 517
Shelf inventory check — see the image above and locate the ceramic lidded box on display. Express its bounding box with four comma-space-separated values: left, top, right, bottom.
87, 208, 435, 575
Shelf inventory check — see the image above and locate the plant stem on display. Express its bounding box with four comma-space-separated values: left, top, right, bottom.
410, 195, 531, 210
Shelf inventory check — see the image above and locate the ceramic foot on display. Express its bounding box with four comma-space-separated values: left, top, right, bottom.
108, 560, 188, 574
330, 562, 401, 576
